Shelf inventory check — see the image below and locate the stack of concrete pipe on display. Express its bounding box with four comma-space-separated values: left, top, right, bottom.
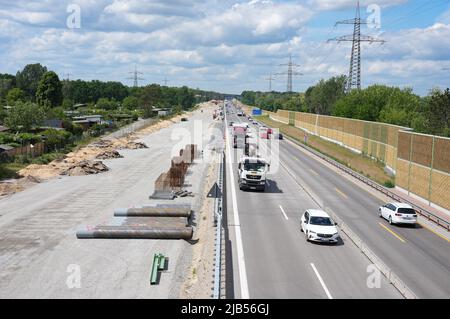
76, 204, 193, 240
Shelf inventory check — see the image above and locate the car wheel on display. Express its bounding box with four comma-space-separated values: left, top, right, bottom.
389, 216, 393, 225
300, 224, 304, 232
379, 209, 383, 218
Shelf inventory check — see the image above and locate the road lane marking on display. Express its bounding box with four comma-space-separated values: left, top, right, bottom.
225, 109, 250, 299
310, 263, 333, 299
335, 187, 348, 199
419, 223, 450, 243
309, 169, 319, 176
279, 205, 289, 220
378, 223, 406, 243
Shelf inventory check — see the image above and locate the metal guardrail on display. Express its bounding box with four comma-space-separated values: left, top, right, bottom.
213, 151, 225, 299
277, 127, 450, 231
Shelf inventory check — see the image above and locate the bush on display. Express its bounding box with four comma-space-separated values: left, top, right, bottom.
14, 154, 31, 164
41, 129, 72, 151
384, 180, 395, 188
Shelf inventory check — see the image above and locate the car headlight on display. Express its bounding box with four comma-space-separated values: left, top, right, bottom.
309, 231, 316, 235
241, 180, 247, 184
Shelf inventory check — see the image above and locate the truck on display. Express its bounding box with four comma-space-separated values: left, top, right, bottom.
237, 156, 270, 191
233, 126, 247, 149
244, 136, 258, 157
259, 127, 273, 139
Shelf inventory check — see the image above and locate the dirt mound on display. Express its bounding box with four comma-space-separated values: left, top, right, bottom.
118, 141, 148, 150
0, 176, 42, 197
89, 139, 114, 149
96, 150, 123, 160
61, 160, 109, 176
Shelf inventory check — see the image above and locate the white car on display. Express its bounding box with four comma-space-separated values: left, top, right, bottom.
300, 210, 339, 244
379, 203, 418, 225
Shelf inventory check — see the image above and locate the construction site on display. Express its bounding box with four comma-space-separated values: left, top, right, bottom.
0, 102, 224, 299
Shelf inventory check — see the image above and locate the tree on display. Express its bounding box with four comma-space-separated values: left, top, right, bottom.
16, 63, 48, 100
426, 88, 450, 137
178, 86, 195, 110
140, 84, 162, 109
6, 88, 25, 105
0, 74, 15, 104
122, 96, 139, 110
5, 101, 45, 132
305, 75, 346, 115
96, 98, 118, 110
36, 71, 63, 108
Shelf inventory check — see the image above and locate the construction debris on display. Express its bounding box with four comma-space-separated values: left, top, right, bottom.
61, 160, 109, 176
96, 150, 123, 160
117, 141, 148, 150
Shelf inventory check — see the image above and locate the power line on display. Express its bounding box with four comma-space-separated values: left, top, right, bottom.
328, 1, 385, 93
275, 55, 303, 92
265, 73, 276, 92
127, 64, 144, 87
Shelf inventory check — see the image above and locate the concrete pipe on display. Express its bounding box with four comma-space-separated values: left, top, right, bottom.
76, 226, 193, 240
114, 206, 191, 217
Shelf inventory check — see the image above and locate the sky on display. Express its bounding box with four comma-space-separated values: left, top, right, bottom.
0, 0, 449, 95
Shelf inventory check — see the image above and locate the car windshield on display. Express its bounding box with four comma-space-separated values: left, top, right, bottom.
244, 161, 265, 172
398, 208, 416, 215
310, 216, 333, 226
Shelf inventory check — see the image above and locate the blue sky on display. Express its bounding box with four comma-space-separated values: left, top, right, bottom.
0, 0, 449, 95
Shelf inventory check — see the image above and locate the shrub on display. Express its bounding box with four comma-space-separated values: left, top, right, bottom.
384, 180, 395, 188
42, 129, 72, 151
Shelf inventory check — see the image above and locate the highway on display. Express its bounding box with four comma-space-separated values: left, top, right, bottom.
225, 106, 400, 299
224, 103, 450, 299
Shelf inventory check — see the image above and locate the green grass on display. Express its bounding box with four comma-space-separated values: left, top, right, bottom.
0, 162, 27, 180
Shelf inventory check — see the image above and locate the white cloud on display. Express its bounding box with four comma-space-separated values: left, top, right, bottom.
0, 0, 448, 94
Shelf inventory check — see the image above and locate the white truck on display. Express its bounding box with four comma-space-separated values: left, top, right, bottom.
237, 156, 270, 192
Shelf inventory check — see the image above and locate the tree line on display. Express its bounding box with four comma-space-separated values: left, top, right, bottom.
241, 75, 450, 137
0, 63, 226, 132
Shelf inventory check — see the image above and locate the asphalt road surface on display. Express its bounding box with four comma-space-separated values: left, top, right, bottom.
225, 106, 404, 299
225, 104, 450, 299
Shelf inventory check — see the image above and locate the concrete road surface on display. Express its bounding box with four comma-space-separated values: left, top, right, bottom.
0, 106, 216, 298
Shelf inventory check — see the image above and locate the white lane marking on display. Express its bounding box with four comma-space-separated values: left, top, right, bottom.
225, 110, 250, 299
279, 205, 289, 220
310, 263, 333, 299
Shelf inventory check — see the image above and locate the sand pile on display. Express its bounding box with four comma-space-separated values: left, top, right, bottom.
0, 176, 42, 197
61, 160, 109, 176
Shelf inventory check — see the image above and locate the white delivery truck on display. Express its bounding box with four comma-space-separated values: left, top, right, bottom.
237, 156, 270, 192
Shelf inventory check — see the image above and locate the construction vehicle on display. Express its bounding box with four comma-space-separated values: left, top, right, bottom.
237, 156, 270, 192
